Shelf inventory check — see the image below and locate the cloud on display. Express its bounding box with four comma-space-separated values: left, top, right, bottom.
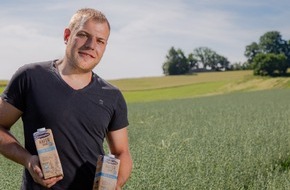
1, 0, 290, 80
0, 22, 64, 79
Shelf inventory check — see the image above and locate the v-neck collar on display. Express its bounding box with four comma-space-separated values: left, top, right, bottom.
51, 60, 97, 93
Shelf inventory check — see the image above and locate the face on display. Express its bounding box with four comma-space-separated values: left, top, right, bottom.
64, 19, 110, 73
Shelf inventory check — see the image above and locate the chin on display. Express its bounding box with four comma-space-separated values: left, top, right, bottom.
80, 64, 98, 72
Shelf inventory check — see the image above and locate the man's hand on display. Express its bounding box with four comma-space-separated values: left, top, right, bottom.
107, 128, 132, 190
26, 155, 63, 188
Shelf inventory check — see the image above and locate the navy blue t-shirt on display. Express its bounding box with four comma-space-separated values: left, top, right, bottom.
1, 60, 129, 190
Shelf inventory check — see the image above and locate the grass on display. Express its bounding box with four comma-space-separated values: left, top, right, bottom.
122, 81, 228, 102
1, 71, 290, 189
0, 80, 8, 86
125, 89, 290, 189
110, 70, 252, 91
110, 70, 290, 103
0, 121, 24, 190
0, 80, 8, 94
2, 89, 290, 189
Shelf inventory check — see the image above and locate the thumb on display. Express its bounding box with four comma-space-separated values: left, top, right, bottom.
33, 165, 44, 178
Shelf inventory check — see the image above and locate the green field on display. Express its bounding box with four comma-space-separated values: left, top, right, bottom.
110, 70, 290, 103
0, 80, 7, 94
1, 71, 290, 189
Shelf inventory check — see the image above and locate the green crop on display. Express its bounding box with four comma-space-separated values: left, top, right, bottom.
1, 89, 290, 189
125, 89, 290, 189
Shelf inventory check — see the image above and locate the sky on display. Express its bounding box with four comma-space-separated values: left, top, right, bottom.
1, 0, 290, 80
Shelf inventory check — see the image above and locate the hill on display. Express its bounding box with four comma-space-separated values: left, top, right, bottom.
109, 70, 290, 103
1, 71, 290, 103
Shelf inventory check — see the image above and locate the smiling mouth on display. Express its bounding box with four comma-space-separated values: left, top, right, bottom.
79, 51, 95, 58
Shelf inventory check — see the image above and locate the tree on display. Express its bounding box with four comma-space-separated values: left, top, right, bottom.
187, 53, 198, 70
244, 42, 260, 65
245, 31, 290, 74
253, 53, 287, 76
259, 31, 290, 66
191, 47, 229, 70
162, 46, 230, 75
214, 54, 230, 70
259, 31, 285, 54
229, 62, 247, 70
162, 47, 189, 75
192, 47, 212, 69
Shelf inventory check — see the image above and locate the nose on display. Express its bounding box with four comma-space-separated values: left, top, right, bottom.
84, 37, 96, 50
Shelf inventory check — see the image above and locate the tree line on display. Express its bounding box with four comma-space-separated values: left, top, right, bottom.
162, 31, 290, 76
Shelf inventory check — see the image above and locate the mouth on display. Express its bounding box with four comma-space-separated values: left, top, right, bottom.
79, 51, 95, 59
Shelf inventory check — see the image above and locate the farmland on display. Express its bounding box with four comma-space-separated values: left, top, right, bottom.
125, 89, 290, 189
1, 71, 290, 189
110, 70, 290, 103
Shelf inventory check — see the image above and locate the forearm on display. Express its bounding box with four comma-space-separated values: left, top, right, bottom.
116, 151, 133, 188
0, 126, 63, 188
0, 126, 32, 168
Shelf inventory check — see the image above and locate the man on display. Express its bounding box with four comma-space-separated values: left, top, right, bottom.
0, 8, 132, 190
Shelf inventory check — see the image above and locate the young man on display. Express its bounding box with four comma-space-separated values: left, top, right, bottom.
0, 8, 132, 190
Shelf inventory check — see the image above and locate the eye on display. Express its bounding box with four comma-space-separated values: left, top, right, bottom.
97, 39, 105, 45
77, 32, 88, 38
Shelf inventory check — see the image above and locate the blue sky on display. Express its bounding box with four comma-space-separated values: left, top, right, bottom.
1, 0, 290, 80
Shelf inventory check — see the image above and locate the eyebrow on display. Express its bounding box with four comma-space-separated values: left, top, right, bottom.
78, 30, 108, 42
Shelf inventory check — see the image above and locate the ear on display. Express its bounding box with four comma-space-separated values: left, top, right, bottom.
64, 28, 71, 44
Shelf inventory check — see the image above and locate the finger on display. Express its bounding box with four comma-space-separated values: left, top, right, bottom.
43, 176, 63, 184
43, 176, 63, 183
33, 166, 43, 178
42, 175, 63, 187
56, 175, 63, 181
46, 181, 57, 188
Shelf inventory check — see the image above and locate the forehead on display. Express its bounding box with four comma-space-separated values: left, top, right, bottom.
77, 19, 110, 38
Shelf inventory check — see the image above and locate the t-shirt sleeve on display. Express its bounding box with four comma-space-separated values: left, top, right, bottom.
108, 91, 129, 131
1, 65, 28, 111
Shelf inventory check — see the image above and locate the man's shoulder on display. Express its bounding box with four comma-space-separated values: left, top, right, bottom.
21, 60, 53, 71
16, 60, 55, 77
9, 60, 54, 81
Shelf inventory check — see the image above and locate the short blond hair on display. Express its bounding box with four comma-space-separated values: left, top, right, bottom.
68, 8, 110, 32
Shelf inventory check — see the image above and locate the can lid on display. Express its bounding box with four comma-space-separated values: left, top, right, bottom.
37, 127, 46, 132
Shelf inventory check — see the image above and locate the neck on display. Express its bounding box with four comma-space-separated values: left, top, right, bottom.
55, 59, 93, 90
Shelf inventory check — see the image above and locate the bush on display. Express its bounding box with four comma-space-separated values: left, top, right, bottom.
253, 53, 288, 76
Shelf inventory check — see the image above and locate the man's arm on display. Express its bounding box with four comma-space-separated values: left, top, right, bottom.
106, 127, 133, 190
0, 98, 62, 188
0, 97, 28, 165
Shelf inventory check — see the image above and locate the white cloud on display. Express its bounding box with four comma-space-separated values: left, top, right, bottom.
1, 0, 290, 80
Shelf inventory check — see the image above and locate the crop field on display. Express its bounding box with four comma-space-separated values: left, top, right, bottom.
1, 88, 290, 189
1, 71, 290, 189
124, 89, 290, 189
